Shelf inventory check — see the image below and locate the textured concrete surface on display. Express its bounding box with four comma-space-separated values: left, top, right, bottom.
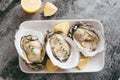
0, 0, 120, 80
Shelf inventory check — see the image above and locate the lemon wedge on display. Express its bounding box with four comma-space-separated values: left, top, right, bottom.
55, 22, 70, 34
21, 0, 41, 13
77, 54, 90, 70
46, 59, 60, 72
44, 2, 58, 16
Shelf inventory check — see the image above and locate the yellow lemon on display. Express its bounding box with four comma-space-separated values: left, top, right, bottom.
21, 0, 41, 13
46, 59, 60, 72
44, 2, 58, 16
55, 22, 70, 35
77, 54, 90, 70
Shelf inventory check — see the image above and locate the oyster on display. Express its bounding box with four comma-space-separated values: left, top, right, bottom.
69, 22, 105, 57
15, 29, 46, 70
46, 32, 80, 69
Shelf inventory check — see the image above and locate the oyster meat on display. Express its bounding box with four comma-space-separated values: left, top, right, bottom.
73, 28, 100, 52
50, 34, 70, 62
21, 35, 45, 63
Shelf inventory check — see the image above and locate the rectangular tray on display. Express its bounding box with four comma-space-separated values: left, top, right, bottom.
18, 19, 105, 73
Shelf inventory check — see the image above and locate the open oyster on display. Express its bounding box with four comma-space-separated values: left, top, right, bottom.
46, 32, 80, 69
68, 22, 105, 57
15, 29, 46, 70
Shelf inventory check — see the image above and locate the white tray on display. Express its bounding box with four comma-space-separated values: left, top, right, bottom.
16, 19, 105, 73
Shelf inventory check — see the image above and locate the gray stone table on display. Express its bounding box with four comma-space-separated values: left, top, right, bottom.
0, 0, 120, 80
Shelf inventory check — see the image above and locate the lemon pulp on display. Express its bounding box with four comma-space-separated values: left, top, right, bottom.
44, 2, 58, 16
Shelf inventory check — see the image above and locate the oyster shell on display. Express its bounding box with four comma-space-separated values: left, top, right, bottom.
69, 22, 105, 57
46, 32, 80, 69
15, 29, 46, 70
